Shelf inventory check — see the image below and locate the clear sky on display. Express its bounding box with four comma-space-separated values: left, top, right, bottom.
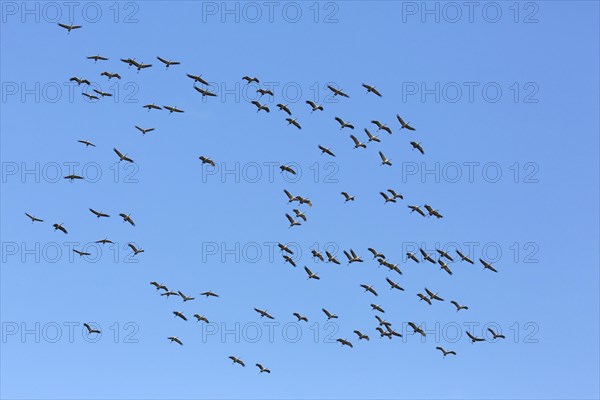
1, 1, 599, 399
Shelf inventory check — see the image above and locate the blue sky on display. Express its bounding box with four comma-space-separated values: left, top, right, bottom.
1, 1, 599, 399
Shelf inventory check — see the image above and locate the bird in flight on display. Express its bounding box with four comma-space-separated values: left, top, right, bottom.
385, 277, 404, 291
73, 249, 91, 257
256, 363, 271, 373
277, 103, 292, 115
420, 248, 436, 264
371, 304, 385, 313
93, 89, 113, 98
129, 59, 152, 72
305, 100, 324, 112
194, 314, 209, 323
368, 248, 385, 259
279, 165, 296, 175
283, 255, 296, 268
135, 126, 155, 135
119, 213, 135, 226
173, 311, 187, 321
424, 205, 443, 219
285, 213, 301, 228
456, 250, 474, 264
77, 140, 96, 147
407, 252, 420, 263
353, 330, 369, 340
199, 156, 216, 167
143, 103, 162, 111
387, 189, 403, 200
187, 74, 210, 86
53, 223, 68, 234
194, 86, 217, 97
318, 145, 335, 157
254, 308, 275, 319
257, 88, 274, 97
95, 238, 113, 245
177, 291, 195, 302
87, 54, 108, 62
293, 312, 308, 322
200, 291, 219, 298
425, 288, 444, 302
385, 326, 403, 338
89, 209, 109, 218
121, 58, 135, 67
466, 331, 486, 343
83, 323, 100, 335
70, 77, 90, 86
82, 92, 99, 101
344, 249, 363, 264
408, 322, 426, 337
341, 192, 355, 202
286, 118, 302, 130
488, 328, 506, 340
379, 151, 392, 166
322, 308, 338, 320
438, 259, 453, 275
294, 196, 312, 209
25, 213, 43, 223
150, 282, 168, 291
437, 249, 454, 261
451, 301, 469, 312
417, 293, 432, 305
408, 205, 426, 217
164, 105, 184, 114
375, 315, 392, 329
335, 117, 354, 130
371, 120, 392, 134
113, 148, 134, 163
327, 85, 349, 98
436, 347, 457, 357
349, 135, 367, 149
58, 23, 82, 33
304, 266, 320, 280
479, 258, 498, 273
397, 115, 416, 131
381, 260, 402, 275
336, 338, 353, 348
360, 284, 378, 296
100, 71, 121, 80
364, 128, 381, 143
156, 56, 181, 68
242, 76, 259, 84
229, 356, 245, 367
283, 253, 296, 267
362, 84, 382, 97
311, 249, 325, 262
128, 243, 144, 256
326, 251, 341, 265
376, 327, 392, 339
65, 174, 83, 182
277, 243, 294, 255
410, 141, 425, 155
379, 192, 396, 204
251, 100, 270, 113
168, 336, 183, 345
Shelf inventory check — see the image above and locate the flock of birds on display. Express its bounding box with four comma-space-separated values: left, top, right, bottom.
23, 23, 505, 374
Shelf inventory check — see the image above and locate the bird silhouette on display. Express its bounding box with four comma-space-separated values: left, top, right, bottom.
362, 84, 382, 97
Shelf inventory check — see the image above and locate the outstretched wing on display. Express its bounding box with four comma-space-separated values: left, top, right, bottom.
113, 148, 124, 159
